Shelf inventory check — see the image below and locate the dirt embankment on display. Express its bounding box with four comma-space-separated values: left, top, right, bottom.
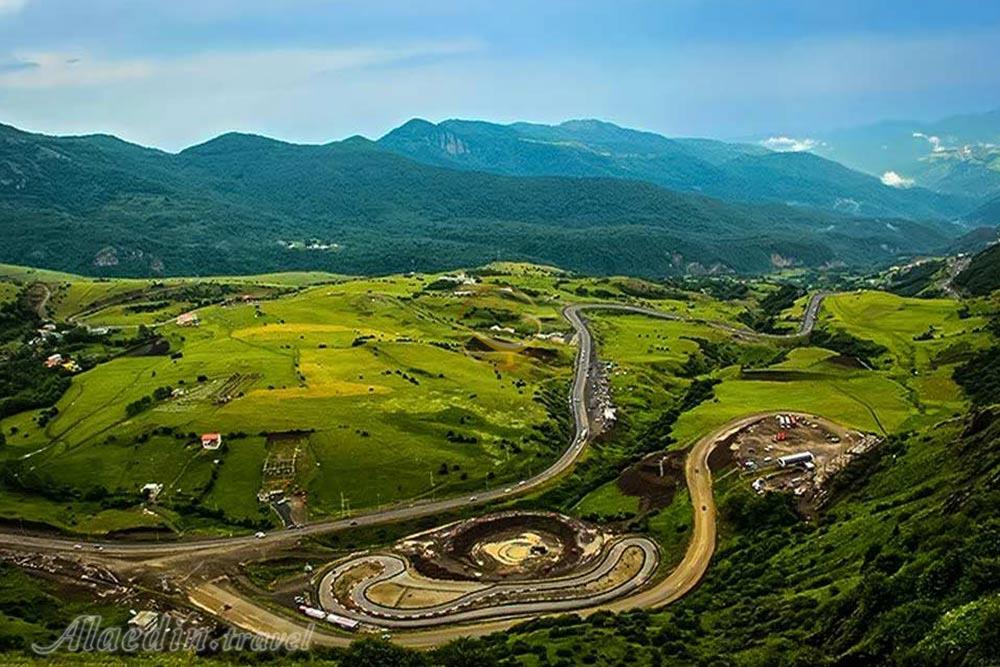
408, 513, 590, 583
617, 450, 687, 512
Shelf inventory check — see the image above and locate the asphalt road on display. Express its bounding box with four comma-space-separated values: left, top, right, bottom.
1, 294, 830, 647
315, 536, 659, 628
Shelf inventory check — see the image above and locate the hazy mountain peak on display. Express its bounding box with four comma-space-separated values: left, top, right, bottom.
181, 131, 291, 156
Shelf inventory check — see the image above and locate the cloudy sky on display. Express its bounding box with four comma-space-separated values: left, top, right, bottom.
1, 0, 999, 151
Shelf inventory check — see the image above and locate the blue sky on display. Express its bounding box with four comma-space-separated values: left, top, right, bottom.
1, 0, 999, 150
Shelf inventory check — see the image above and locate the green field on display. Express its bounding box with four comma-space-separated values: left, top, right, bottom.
582, 290, 982, 469
3, 267, 624, 533
573, 479, 640, 519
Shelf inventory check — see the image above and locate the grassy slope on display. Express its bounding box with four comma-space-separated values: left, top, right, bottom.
1, 269, 597, 533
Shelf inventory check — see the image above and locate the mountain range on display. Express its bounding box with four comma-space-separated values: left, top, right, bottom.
0, 119, 988, 279
378, 118, 973, 221
809, 108, 1000, 200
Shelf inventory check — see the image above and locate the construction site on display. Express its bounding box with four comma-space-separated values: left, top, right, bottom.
728, 413, 882, 511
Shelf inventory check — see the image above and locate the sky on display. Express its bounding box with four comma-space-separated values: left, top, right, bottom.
1, 0, 999, 151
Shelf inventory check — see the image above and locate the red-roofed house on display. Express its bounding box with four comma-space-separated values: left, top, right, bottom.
201, 433, 222, 450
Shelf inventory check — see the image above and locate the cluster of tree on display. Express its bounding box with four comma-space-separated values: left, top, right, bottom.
445, 430, 478, 444
124, 385, 175, 417
884, 258, 945, 297
0, 346, 71, 419
810, 328, 888, 367
680, 336, 787, 377
612, 278, 689, 301
123, 300, 171, 313
736, 283, 805, 333
953, 345, 1000, 406
0, 287, 41, 344
666, 276, 750, 301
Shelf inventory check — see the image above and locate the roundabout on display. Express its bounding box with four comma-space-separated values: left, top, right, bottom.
316, 512, 659, 628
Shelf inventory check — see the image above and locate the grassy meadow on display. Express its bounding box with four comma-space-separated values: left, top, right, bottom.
573, 289, 983, 518
2, 266, 614, 533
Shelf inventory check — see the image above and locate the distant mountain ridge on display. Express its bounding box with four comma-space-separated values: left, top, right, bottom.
378, 118, 973, 221
965, 194, 1000, 227
809, 108, 1000, 200
0, 120, 967, 279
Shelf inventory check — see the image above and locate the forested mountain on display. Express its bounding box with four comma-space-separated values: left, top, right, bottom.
954, 240, 1000, 295
966, 193, 1000, 226
0, 122, 965, 278
378, 118, 973, 220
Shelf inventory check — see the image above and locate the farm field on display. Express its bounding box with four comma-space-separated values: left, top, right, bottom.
576, 291, 984, 520
1, 267, 601, 534
819, 291, 990, 424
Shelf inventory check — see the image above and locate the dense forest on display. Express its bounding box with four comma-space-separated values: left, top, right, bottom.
0, 122, 967, 280
954, 242, 1000, 295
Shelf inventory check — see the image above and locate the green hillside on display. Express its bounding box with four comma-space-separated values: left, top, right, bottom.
954, 241, 1000, 295
378, 118, 974, 220
0, 122, 963, 279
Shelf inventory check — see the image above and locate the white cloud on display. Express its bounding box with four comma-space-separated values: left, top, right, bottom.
0, 52, 151, 88
881, 171, 914, 188
0, 41, 481, 90
760, 136, 820, 152
0, 0, 26, 15
912, 132, 946, 153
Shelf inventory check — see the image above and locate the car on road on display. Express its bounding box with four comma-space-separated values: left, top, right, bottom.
468, 496, 477, 502
349, 520, 358, 526
254, 531, 266, 539
504, 488, 513, 493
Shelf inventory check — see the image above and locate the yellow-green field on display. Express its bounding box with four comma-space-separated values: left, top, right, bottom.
5, 267, 630, 533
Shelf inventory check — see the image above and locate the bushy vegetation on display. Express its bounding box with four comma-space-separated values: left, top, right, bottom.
0, 347, 71, 420
953, 345, 1000, 406
737, 283, 805, 333
809, 328, 889, 367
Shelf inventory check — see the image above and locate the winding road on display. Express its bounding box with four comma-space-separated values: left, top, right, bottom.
316, 536, 658, 628
0, 293, 831, 647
